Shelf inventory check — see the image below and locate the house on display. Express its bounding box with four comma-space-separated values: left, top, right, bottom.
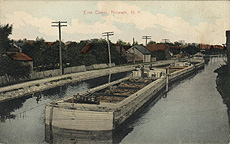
146, 44, 171, 60
146, 44, 168, 52
213, 45, 225, 50
44, 41, 55, 46
6, 44, 33, 72
127, 45, 151, 63
114, 44, 142, 63
199, 44, 211, 50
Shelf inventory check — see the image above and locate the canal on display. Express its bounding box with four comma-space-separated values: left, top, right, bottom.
0, 57, 229, 143
119, 57, 229, 144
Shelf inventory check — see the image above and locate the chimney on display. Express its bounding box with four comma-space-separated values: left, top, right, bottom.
226, 30, 230, 64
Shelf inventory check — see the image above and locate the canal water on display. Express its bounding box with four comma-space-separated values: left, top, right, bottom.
1, 57, 230, 144
119, 57, 229, 144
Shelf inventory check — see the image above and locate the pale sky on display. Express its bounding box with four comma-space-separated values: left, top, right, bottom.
1, 1, 230, 45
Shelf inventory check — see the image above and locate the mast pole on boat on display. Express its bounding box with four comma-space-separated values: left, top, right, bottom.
166, 68, 169, 92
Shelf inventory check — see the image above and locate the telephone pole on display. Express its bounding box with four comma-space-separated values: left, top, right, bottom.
162, 39, 170, 43
102, 32, 114, 67
133, 38, 135, 64
226, 30, 230, 64
51, 21, 67, 75
142, 36, 151, 63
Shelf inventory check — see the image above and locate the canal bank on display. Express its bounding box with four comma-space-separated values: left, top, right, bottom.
0, 60, 175, 103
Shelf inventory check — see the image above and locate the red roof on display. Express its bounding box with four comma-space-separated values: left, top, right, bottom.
146, 44, 167, 52
80, 43, 92, 54
169, 46, 180, 49
200, 44, 211, 50
7, 52, 33, 61
213, 45, 225, 49
45, 41, 55, 46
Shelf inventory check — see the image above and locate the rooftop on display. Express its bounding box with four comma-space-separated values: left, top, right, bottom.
132, 45, 151, 55
6, 52, 33, 61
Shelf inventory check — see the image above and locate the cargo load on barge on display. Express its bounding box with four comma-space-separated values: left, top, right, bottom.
45, 60, 204, 131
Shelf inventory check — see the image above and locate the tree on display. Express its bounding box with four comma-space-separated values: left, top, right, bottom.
182, 45, 200, 55
0, 24, 30, 78
174, 41, 182, 46
0, 24, 12, 54
65, 42, 83, 66
148, 40, 156, 44
116, 39, 129, 45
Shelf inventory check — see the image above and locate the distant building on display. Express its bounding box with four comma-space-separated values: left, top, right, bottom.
146, 44, 172, 60
213, 45, 225, 50
44, 41, 55, 46
80, 43, 92, 54
127, 45, 151, 62
146, 44, 168, 52
199, 44, 211, 50
114, 44, 141, 63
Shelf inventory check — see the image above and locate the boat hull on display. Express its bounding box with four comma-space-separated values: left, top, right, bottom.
45, 62, 204, 131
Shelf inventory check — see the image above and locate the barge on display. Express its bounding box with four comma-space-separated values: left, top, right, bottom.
45, 60, 204, 131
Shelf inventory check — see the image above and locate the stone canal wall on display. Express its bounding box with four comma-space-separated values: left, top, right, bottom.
0, 64, 110, 86
0, 65, 134, 103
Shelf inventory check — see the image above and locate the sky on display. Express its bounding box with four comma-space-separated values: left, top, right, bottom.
1, 1, 230, 45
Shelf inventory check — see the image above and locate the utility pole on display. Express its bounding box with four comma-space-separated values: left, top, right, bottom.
142, 36, 151, 63
226, 30, 230, 65
162, 39, 169, 43
102, 32, 114, 67
51, 21, 67, 75
133, 38, 135, 64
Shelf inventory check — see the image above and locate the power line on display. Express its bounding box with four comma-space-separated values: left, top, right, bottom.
142, 36, 151, 63
102, 32, 114, 67
51, 21, 67, 75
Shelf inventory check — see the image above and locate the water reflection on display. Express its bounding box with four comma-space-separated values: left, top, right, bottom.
0, 98, 26, 122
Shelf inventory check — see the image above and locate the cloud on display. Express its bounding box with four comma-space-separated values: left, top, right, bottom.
97, 1, 230, 44
63, 18, 123, 34
1, 11, 123, 40
1, 11, 57, 37
1, 1, 230, 44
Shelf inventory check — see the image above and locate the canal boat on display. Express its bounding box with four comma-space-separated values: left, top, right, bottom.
45, 61, 203, 131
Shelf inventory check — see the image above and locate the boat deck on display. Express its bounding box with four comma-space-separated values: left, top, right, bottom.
162, 66, 187, 73
65, 78, 155, 104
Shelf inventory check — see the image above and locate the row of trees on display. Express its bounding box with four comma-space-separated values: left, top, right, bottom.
20, 38, 127, 71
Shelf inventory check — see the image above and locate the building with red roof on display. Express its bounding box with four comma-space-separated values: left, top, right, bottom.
80, 43, 92, 54
6, 51, 33, 72
146, 44, 168, 52
6, 52, 33, 61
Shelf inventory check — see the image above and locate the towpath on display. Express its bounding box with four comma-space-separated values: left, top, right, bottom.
0, 60, 175, 103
